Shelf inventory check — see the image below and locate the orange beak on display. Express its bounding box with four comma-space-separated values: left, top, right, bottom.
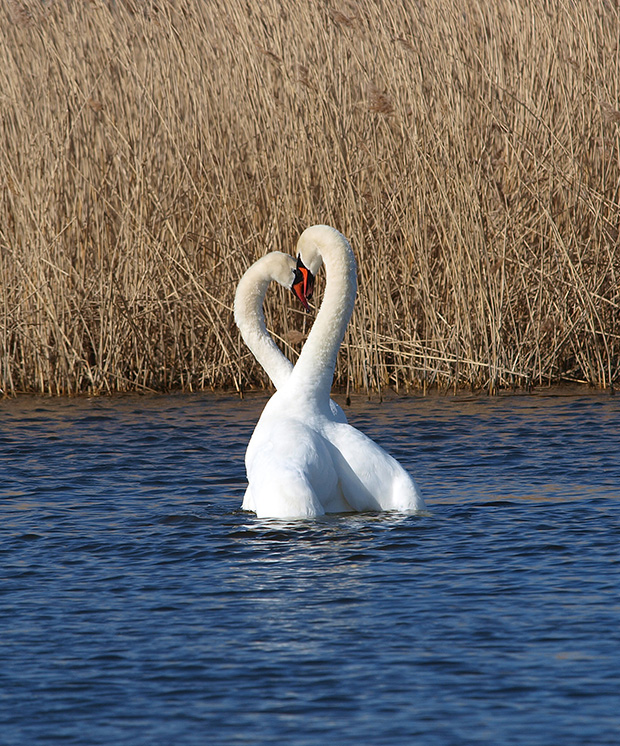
291, 256, 315, 311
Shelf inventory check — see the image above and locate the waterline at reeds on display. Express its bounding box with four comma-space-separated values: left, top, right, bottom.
1, 0, 619, 395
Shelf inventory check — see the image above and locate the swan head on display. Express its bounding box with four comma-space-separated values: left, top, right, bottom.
295, 226, 329, 278
292, 225, 355, 311
291, 255, 315, 311
234, 251, 315, 323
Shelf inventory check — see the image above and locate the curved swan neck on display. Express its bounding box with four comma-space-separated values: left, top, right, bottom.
234, 253, 294, 390
289, 226, 357, 404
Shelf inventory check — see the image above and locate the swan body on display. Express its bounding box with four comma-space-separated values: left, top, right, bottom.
240, 226, 425, 519
233, 251, 346, 421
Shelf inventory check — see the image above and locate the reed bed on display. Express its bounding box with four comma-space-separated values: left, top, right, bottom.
1, 0, 619, 395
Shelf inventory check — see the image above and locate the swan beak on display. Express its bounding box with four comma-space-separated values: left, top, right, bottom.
291, 256, 315, 312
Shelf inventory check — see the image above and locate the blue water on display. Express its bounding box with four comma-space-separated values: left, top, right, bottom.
1, 391, 619, 745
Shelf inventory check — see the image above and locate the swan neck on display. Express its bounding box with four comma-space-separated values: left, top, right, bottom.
234, 259, 293, 390
290, 229, 356, 404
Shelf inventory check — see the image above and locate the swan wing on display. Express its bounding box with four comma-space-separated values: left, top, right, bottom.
323, 421, 425, 512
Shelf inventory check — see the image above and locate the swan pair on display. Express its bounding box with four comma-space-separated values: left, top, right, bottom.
234, 225, 425, 518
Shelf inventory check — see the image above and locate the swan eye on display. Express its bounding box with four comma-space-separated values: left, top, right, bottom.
291, 256, 315, 311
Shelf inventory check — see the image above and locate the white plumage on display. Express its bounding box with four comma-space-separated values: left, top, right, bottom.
236, 225, 425, 518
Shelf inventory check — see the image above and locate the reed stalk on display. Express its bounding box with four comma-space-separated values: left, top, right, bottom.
1, 0, 619, 395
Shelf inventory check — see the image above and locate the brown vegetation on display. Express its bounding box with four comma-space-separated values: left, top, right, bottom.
1, 0, 619, 395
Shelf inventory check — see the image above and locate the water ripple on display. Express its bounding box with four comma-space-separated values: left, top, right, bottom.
1, 392, 619, 745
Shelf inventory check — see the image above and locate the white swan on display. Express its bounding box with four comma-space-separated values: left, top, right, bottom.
241, 225, 425, 518
233, 251, 346, 421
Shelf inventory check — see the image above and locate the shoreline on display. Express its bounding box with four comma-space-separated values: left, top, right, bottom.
2, 381, 615, 402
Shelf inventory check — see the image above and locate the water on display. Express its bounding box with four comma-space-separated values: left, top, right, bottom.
1, 391, 619, 745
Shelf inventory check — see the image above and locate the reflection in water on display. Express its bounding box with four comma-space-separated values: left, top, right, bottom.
1, 391, 619, 745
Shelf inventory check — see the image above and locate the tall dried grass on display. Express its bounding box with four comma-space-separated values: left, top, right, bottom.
1, 0, 619, 395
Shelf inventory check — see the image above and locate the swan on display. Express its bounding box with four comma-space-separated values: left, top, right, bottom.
233, 251, 346, 421
241, 225, 425, 518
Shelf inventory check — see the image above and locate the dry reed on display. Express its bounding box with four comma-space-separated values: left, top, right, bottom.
1, 0, 619, 395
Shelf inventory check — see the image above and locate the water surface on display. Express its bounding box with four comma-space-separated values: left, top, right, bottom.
1, 391, 619, 745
